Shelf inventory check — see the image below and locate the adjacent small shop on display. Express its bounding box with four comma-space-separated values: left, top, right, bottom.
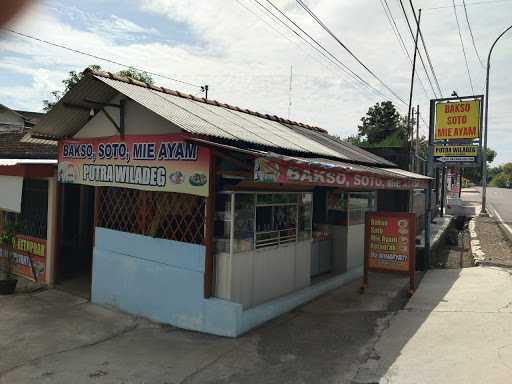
31, 69, 430, 336
0, 160, 58, 285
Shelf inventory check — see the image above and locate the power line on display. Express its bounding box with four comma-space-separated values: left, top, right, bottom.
462, 0, 486, 68
293, 0, 408, 105
380, 0, 431, 100
250, 0, 391, 101
397, 0, 438, 98
425, 0, 512, 11
452, 0, 475, 94
249, 0, 385, 99
1, 27, 203, 89
235, 0, 368, 89
408, 1, 444, 97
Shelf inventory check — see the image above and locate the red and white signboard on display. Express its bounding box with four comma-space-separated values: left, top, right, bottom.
363, 212, 416, 294
254, 158, 428, 190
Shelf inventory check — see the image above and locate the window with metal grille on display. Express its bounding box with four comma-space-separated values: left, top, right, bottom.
96, 187, 205, 244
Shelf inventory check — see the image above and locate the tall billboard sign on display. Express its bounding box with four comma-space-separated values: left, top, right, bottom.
431, 95, 483, 168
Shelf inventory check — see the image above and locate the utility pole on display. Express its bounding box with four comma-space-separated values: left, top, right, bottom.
407, 8, 421, 172
416, 105, 420, 173
411, 107, 415, 172
481, 24, 512, 215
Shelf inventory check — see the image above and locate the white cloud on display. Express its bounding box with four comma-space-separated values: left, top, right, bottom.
1, 0, 511, 164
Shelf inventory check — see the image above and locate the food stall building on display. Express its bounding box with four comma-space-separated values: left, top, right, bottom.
32, 69, 429, 336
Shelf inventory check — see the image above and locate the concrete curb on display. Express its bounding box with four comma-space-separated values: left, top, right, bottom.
468, 217, 485, 265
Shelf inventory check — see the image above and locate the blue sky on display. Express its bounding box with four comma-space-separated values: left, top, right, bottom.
1, 0, 512, 164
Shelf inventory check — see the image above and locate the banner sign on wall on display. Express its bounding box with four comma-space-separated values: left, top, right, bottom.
58, 135, 210, 196
254, 158, 429, 190
0, 234, 47, 282
434, 100, 481, 141
362, 212, 416, 294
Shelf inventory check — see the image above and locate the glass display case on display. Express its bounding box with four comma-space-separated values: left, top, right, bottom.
214, 192, 312, 253
233, 194, 255, 253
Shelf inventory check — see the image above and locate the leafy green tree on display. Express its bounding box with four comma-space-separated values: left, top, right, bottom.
355, 101, 411, 146
490, 171, 511, 188
117, 68, 154, 85
463, 148, 497, 185
43, 65, 153, 111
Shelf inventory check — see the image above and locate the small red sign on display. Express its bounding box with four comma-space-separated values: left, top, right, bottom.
363, 212, 416, 294
1, 234, 47, 283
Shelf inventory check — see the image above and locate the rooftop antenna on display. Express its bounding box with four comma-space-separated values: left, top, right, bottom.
201, 85, 209, 99
288, 64, 293, 120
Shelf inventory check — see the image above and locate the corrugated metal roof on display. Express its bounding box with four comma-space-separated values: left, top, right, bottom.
288, 124, 396, 166
383, 168, 431, 180
32, 76, 117, 139
95, 76, 343, 158
32, 69, 397, 167
20, 132, 57, 146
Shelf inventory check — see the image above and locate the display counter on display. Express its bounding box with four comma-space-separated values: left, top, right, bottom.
214, 191, 313, 308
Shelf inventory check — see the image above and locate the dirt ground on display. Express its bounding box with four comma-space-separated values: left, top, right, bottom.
473, 215, 512, 267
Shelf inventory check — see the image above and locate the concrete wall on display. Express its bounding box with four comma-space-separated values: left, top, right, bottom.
92, 228, 363, 337
74, 95, 182, 138
91, 228, 243, 336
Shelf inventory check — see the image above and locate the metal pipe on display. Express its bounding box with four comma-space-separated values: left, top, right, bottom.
482, 25, 512, 214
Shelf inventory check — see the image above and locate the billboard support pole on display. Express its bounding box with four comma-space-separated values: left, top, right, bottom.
440, 166, 446, 217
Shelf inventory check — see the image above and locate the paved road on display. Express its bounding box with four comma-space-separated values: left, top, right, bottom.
482, 187, 512, 224
462, 187, 512, 222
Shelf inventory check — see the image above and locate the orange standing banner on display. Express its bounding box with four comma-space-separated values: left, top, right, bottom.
363, 212, 416, 294
0, 234, 47, 282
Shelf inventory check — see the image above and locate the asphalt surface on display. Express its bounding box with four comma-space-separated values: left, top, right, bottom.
482, 187, 512, 224
463, 187, 512, 221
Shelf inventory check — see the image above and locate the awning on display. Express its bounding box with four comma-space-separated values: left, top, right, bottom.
254, 156, 430, 190
188, 138, 430, 191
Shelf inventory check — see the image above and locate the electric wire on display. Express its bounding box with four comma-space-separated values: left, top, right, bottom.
250, 0, 386, 99
462, 0, 486, 68
293, 0, 408, 105
380, 0, 431, 100
408, 1, 444, 97
1, 27, 203, 89
452, 0, 475, 94
425, 0, 512, 11
397, 0, 438, 98
235, 0, 374, 93
250, 0, 390, 101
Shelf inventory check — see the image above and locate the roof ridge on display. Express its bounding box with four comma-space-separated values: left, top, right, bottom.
87, 68, 328, 134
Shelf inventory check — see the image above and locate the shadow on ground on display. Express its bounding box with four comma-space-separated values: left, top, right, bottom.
0, 269, 463, 384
